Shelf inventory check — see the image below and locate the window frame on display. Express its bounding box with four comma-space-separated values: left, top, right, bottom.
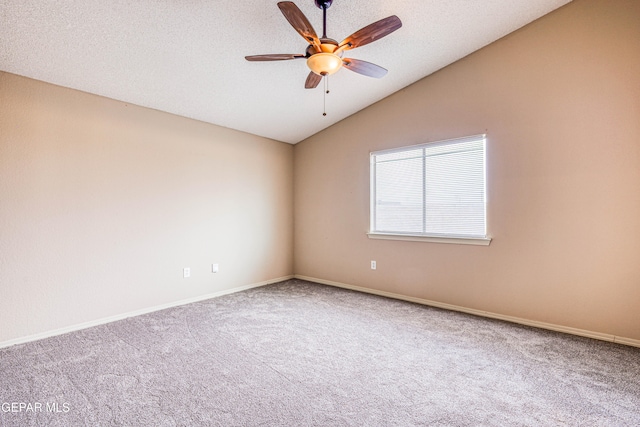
368, 134, 491, 246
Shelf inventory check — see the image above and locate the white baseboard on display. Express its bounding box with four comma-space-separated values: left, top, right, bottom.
0, 275, 293, 350
294, 275, 640, 349
6, 274, 637, 350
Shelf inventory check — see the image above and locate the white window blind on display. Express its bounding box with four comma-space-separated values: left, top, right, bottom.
370, 134, 487, 239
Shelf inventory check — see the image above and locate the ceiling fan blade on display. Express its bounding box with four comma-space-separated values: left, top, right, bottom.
305, 71, 322, 89
278, 1, 321, 51
245, 54, 305, 61
339, 15, 402, 50
342, 58, 388, 78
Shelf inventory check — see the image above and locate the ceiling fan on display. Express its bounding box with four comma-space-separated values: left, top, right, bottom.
245, 0, 402, 90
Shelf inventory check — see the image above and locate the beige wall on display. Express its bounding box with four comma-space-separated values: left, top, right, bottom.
294, 0, 640, 340
0, 72, 294, 344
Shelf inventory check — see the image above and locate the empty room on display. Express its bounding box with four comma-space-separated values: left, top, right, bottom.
1, 0, 639, 425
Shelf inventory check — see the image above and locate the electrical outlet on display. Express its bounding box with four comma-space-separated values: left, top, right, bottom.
183, 267, 191, 278
212, 264, 219, 273
371, 260, 377, 270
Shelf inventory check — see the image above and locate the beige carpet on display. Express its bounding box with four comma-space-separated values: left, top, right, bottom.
1, 279, 639, 426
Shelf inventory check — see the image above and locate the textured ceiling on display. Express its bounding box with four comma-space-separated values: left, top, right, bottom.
1, 0, 571, 144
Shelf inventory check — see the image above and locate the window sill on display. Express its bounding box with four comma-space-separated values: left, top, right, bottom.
367, 232, 492, 246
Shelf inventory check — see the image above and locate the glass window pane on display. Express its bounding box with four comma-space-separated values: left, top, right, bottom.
375, 157, 423, 233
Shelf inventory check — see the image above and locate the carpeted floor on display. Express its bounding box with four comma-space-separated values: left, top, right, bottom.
1, 279, 639, 426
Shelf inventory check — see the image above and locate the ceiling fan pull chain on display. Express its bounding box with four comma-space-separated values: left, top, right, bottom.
323, 76, 327, 116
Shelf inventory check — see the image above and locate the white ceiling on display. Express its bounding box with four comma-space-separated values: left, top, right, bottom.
1, 0, 571, 144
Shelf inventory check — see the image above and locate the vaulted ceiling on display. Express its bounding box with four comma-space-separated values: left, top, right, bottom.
1, 0, 571, 144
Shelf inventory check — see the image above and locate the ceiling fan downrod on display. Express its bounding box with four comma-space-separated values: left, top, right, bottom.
315, 0, 333, 38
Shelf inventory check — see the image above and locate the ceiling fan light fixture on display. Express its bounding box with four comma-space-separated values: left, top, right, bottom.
307, 52, 343, 76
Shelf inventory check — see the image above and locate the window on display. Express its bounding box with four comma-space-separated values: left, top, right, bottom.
369, 134, 490, 245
